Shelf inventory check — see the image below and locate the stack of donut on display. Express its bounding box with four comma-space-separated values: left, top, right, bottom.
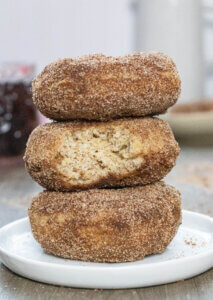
25, 52, 182, 263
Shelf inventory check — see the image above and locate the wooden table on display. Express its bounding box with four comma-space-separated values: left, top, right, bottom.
0, 146, 213, 300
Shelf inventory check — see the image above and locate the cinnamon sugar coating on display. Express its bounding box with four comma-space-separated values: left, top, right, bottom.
24, 117, 180, 191
28, 182, 181, 262
32, 52, 181, 121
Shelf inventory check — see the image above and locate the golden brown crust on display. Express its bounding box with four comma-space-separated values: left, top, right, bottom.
28, 182, 182, 262
24, 117, 180, 191
32, 52, 181, 121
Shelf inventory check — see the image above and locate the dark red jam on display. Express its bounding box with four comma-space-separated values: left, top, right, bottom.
0, 64, 38, 157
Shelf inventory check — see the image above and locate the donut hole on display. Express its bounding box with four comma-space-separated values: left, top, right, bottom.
57, 126, 144, 184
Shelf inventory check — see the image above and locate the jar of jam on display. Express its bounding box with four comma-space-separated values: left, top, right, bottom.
0, 63, 38, 162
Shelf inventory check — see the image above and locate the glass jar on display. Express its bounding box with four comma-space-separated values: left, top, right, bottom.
0, 63, 38, 164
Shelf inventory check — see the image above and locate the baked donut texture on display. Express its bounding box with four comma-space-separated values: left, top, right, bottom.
24, 117, 180, 191
32, 52, 181, 121
28, 182, 181, 262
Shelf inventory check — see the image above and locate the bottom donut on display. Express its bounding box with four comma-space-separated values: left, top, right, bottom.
28, 182, 181, 263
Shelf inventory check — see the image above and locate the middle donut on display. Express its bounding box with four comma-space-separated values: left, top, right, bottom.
24, 117, 180, 191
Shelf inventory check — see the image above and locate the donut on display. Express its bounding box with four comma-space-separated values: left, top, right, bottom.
24, 117, 180, 191
28, 182, 181, 262
32, 52, 181, 121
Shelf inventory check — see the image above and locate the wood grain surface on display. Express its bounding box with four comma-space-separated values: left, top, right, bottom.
0, 146, 212, 300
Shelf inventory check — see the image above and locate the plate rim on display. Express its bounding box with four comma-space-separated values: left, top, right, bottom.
164, 110, 213, 119
0, 209, 213, 271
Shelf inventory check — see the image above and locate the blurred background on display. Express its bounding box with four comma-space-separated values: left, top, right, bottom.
0, 0, 213, 163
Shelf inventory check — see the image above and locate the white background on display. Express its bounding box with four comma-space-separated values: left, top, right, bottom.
0, 0, 134, 73
0, 0, 213, 97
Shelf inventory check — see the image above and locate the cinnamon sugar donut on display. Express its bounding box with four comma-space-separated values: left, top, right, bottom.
24, 117, 180, 192
28, 182, 181, 262
32, 52, 181, 121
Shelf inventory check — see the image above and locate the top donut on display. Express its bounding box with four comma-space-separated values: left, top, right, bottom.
32, 52, 181, 121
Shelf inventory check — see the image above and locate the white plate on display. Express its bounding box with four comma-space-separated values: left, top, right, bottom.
162, 111, 213, 137
0, 210, 212, 289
